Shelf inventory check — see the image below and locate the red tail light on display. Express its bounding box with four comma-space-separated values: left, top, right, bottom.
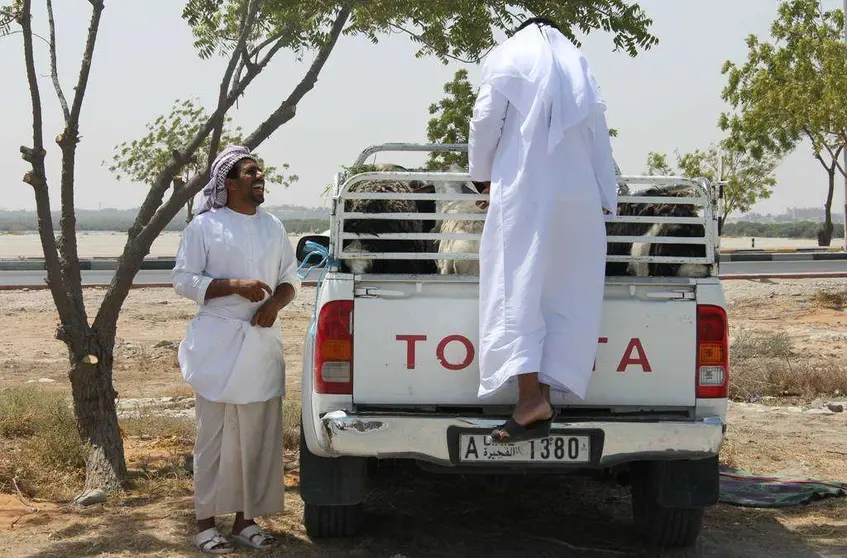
696, 305, 728, 398
314, 300, 353, 394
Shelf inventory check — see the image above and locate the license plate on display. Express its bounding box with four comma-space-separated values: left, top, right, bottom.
458, 433, 591, 463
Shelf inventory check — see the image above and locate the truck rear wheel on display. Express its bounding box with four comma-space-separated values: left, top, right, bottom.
303, 502, 364, 538
630, 459, 715, 548
299, 424, 367, 538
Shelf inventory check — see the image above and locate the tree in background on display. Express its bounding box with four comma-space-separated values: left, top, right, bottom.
106, 99, 297, 223
644, 152, 674, 176
3, 0, 658, 494
645, 140, 778, 225
425, 69, 475, 169
719, 0, 847, 246
677, 143, 777, 226
426, 72, 621, 170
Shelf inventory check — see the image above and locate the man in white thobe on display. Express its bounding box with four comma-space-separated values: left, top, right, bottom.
469, 18, 618, 444
172, 145, 300, 553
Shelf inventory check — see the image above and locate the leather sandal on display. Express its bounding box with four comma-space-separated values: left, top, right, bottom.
232, 523, 276, 550
194, 527, 234, 554
488, 406, 555, 444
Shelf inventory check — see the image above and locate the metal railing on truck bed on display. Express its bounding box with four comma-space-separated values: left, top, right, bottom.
326, 143, 719, 277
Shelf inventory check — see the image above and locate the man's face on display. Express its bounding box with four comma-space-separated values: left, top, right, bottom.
227, 158, 265, 206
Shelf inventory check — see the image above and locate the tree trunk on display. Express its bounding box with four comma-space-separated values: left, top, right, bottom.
67, 334, 127, 493
818, 169, 836, 247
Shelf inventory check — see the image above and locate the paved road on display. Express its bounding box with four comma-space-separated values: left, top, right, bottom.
0, 259, 845, 287
0, 270, 173, 287
718, 259, 847, 275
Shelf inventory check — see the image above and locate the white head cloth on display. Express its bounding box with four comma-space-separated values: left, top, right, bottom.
196, 145, 254, 215
481, 22, 606, 153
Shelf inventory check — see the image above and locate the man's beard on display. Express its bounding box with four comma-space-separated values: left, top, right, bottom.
248, 181, 265, 205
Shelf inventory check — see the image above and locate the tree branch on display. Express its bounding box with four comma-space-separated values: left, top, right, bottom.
207, 0, 261, 174
93, 1, 310, 335
804, 126, 836, 173
69, 0, 103, 124
244, 4, 352, 149
821, 138, 847, 177
124, 2, 279, 249
131, 3, 352, 251
833, 145, 846, 177
56, 0, 105, 326
18, 0, 74, 326
1, 29, 51, 47
46, 0, 70, 121
234, 31, 280, 87
387, 21, 494, 64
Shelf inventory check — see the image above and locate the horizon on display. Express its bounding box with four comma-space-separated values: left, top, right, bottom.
1, 0, 845, 219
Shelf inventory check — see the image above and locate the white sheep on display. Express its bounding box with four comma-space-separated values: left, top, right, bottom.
427, 164, 487, 276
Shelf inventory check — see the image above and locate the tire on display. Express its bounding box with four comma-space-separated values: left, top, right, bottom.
303, 502, 364, 538
631, 464, 706, 548
299, 424, 367, 538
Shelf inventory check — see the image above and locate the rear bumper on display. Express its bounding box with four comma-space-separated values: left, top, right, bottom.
309, 412, 726, 468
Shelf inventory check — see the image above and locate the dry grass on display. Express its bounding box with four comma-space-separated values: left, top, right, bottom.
730, 357, 847, 401
282, 395, 301, 451
159, 384, 195, 399
730, 329, 847, 400
731, 328, 793, 361
0, 386, 85, 500
0, 385, 301, 503
814, 289, 847, 310
124, 442, 194, 501
719, 433, 741, 469
119, 404, 195, 441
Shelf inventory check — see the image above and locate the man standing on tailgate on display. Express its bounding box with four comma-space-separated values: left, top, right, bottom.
468, 18, 618, 443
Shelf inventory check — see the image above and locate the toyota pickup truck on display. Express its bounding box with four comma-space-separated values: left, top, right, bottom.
295, 143, 728, 549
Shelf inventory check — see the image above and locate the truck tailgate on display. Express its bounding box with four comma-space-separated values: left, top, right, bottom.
352, 280, 698, 408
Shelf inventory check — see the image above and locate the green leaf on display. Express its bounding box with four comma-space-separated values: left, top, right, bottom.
181, 1, 658, 65
106, 98, 296, 189
425, 69, 475, 169
719, 0, 847, 233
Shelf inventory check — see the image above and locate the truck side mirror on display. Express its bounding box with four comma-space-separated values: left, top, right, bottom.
296, 234, 330, 264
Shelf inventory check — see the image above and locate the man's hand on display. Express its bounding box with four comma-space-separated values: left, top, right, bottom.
251, 298, 283, 328
233, 279, 272, 302
204, 278, 272, 302
250, 283, 295, 327
475, 181, 491, 210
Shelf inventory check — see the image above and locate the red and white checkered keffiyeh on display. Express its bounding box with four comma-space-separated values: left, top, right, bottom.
196, 145, 254, 215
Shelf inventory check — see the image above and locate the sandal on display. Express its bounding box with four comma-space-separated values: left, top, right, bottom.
232, 523, 276, 550
194, 527, 234, 554
488, 406, 555, 444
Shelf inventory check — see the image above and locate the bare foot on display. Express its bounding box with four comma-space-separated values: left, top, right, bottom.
512, 395, 553, 426
232, 513, 256, 536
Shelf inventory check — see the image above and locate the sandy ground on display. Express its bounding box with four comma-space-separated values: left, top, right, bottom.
0, 279, 845, 556
0, 231, 840, 259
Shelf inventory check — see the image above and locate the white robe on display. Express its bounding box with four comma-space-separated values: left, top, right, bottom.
469, 24, 618, 401
172, 206, 300, 405
193, 393, 284, 520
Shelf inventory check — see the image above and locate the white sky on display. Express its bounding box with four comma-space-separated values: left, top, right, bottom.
1, 0, 844, 217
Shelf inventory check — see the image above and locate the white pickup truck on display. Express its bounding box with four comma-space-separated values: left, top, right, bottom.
296, 143, 729, 549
